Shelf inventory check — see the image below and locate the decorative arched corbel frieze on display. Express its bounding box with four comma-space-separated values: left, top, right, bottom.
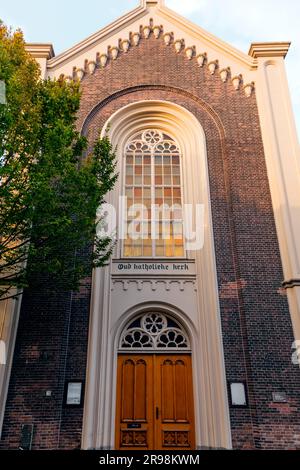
163, 32, 172, 46
174, 38, 184, 53
196, 53, 207, 67
244, 82, 255, 97
143, 25, 151, 38
220, 67, 230, 83
121, 39, 130, 53
185, 46, 195, 60
153, 25, 161, 38
232, 74, 243, 90
62, 20, 254, 96
110, 46, 119, 60
208, 60, 218, 75
132, 32, 141, 46
99, 53, 108, 67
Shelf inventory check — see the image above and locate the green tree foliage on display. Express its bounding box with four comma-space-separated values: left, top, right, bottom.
0, 22, 118, 301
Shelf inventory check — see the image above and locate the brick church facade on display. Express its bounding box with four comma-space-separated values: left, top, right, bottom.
1, 0, 300, 450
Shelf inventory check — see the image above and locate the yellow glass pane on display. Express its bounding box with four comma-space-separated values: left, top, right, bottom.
166, 246, 174, 257
143, 247, 152, 257
174, 246, 184, 257
155, 246, 164, 257
162, 224, 171, 239
133, 246, 143, 257
124, 247, 131, 257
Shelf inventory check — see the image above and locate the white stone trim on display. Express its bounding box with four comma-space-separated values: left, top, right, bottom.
0, 294, 22, 436
81, 100, 232, 450
47, 18, 255, 97
41, 1, 258, 88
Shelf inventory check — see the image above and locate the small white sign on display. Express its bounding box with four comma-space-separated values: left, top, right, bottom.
66, 382, 82, 405
230, 383, 247, 406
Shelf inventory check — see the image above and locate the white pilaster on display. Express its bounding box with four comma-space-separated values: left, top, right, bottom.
250, 43, 300, 341
25, 44, 55, 79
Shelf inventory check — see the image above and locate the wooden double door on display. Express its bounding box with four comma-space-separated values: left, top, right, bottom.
115, 354, 195, 450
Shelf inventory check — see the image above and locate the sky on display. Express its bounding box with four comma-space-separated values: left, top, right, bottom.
1, 0, 299, 140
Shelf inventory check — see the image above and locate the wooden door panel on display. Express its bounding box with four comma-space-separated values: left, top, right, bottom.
116, 354, 195, 450
116, 355, 153, 450
155, 355, 195, 450
134, 359, 147, 421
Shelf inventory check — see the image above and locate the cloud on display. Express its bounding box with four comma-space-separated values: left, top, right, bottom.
167, 0, 300, 140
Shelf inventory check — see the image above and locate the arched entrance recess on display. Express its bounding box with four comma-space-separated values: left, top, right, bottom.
116, 311, 195, 450
81, 100, 232, 450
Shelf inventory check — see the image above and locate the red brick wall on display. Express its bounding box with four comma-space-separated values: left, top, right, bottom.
1, 32, 300, 450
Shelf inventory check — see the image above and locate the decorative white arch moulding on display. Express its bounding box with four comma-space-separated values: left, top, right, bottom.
58, 18, 254, 97
82, 100, 232, 451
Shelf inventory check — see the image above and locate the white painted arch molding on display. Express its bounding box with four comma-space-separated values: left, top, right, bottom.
81, 100, 232, 450
58, 19, 254, 98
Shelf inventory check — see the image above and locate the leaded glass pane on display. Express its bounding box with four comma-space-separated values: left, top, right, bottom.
124, 129, 184, 258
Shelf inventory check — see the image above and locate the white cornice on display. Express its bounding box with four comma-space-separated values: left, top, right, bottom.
248, 42, 291, 59
25, 43, 55, 59
46, 1, 258, 71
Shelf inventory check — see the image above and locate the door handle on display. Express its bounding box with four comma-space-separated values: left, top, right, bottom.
156, 406, 160, 420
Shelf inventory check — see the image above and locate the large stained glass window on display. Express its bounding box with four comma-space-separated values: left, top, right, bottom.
124, 130, 184, 258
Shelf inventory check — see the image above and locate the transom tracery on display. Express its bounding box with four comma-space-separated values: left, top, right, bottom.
119, 312, 190, 351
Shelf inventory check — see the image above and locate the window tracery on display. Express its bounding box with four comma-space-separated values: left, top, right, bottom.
119, 313, 190, 351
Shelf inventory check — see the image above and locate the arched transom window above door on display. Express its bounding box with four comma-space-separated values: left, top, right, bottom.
119, 312, 191, 352
124, 130, 184, 258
